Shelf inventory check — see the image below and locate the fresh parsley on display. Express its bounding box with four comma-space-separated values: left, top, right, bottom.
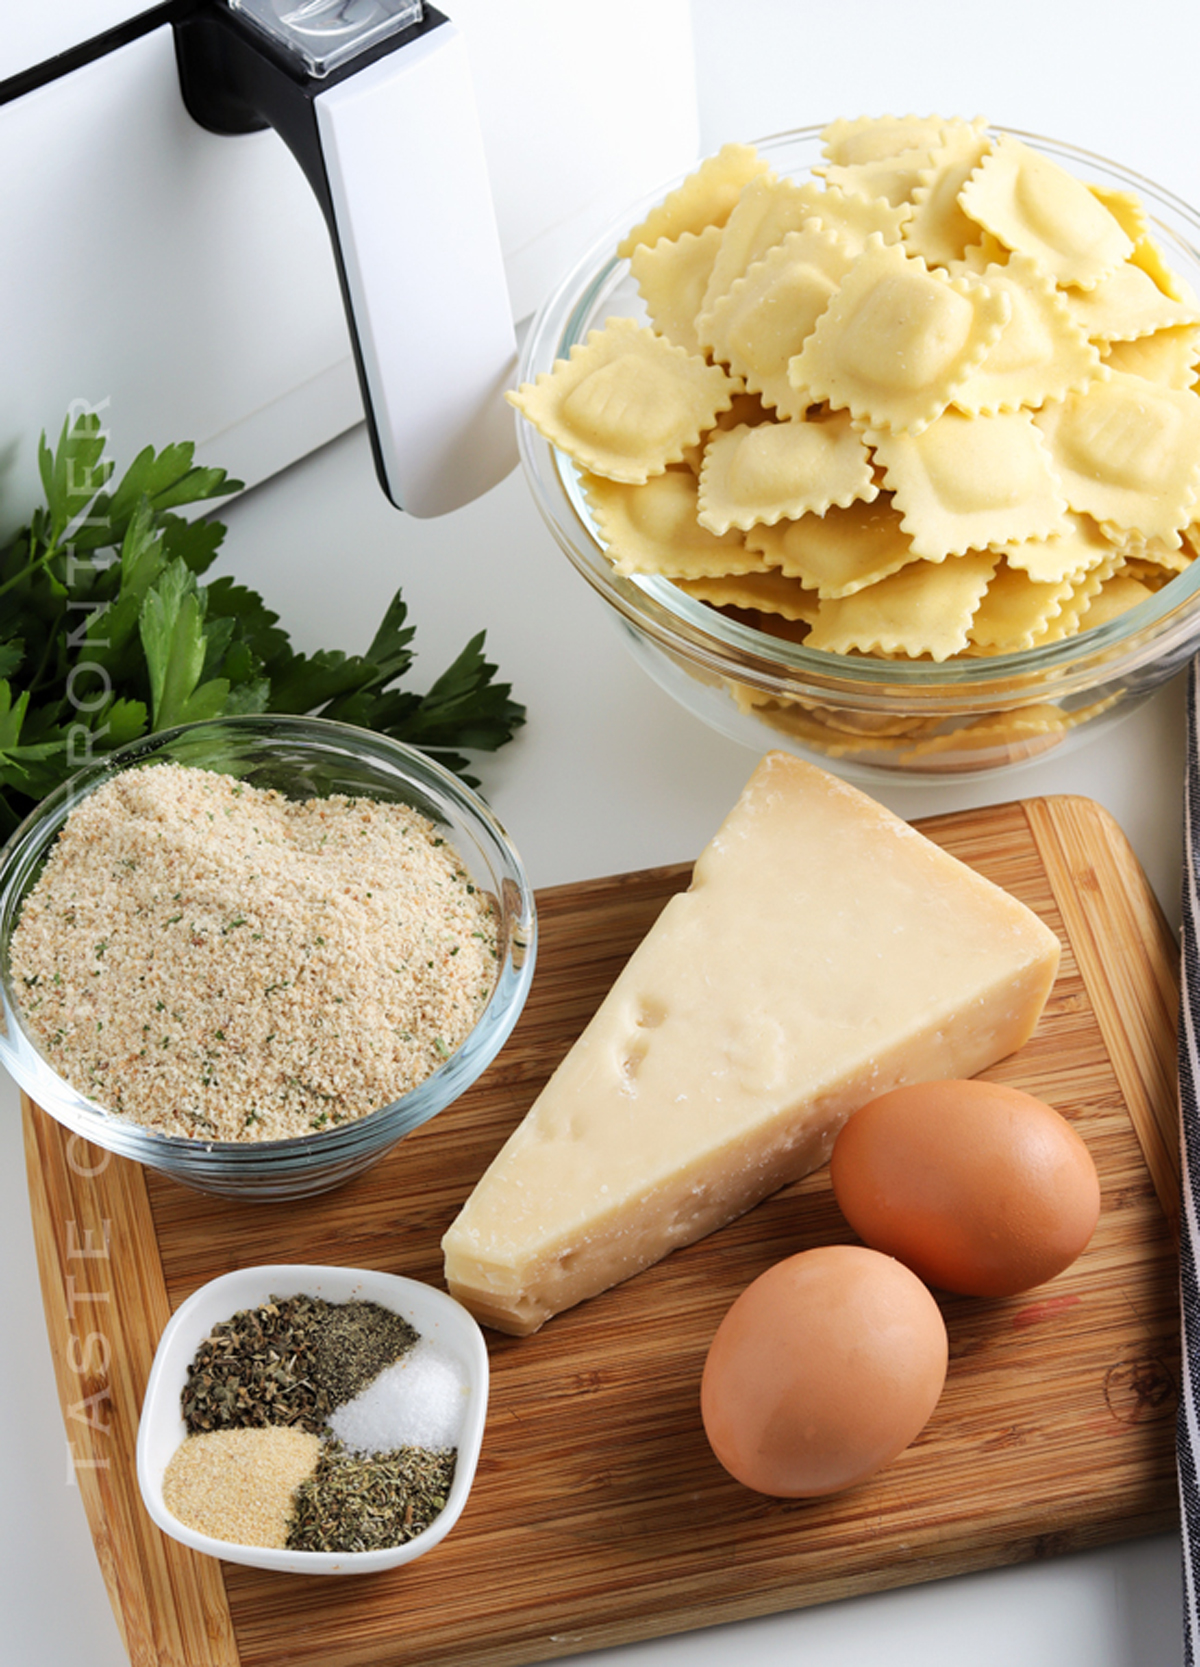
0, 411, 525, 840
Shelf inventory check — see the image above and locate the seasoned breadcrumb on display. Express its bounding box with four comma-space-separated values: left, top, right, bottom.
10, 763, 498, 1140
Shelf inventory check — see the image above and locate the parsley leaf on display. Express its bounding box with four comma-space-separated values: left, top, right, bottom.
139, 559, 232, 730
0, 412, 525, 839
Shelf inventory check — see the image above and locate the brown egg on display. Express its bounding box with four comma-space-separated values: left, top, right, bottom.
830, 1079, 1101, 1297
700, 1244, 948, 1497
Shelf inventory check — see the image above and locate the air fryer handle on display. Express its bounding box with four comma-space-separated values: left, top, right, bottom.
174, 5, 518, 518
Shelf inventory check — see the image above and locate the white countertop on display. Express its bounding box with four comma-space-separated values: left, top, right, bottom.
3, 2, 1197, 1662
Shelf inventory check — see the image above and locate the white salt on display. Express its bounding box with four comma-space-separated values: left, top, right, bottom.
328, 1335, 469, 1454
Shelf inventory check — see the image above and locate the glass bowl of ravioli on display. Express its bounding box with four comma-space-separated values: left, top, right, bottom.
514, 118, 1200, 780
0, 714, 536, 1199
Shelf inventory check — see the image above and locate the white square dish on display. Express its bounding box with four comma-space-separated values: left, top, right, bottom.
136, 1263, 489, 1575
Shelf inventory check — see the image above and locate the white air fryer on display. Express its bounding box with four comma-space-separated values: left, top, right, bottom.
0, 1, 700, 525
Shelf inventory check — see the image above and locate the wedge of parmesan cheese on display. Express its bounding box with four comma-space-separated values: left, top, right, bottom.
442, 752, 1060, 1335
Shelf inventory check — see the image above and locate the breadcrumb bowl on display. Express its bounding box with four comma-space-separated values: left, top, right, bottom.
136, 1264, 489, 1575
0, 715, 535, 1199
516, 123, 1200, 782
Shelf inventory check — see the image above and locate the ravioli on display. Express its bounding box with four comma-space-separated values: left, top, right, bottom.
1033, 369, 1200, 544
958, 134, 1134, 289
745, 495, 918, 597
870, 407, 1069, 558
700, 224, 855, 416
949, 252, 1102, 414
698, 409, 875, 532
631, 226, 725, 356
787, 237, 1010, 435
617, 142, 769, 258
509, 317, 740, 482
903, 120, 994, 268
581, 470, 760, 578
805, 550, 999, 661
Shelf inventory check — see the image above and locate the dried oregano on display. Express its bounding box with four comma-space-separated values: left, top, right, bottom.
182, 1294, 334, 1434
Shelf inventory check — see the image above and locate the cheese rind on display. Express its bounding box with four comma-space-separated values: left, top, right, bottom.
442, 753, 1060, 1335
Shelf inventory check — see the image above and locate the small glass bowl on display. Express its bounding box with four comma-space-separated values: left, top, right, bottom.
137, 1263, 489, 1575
0, 714, 536, 1199
517, 125, 1200, 784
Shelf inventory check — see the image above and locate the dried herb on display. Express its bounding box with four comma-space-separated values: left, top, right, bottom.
181, 1293, 422, 1435
286, 1441, 457, 1554
181, 1293, 333, 1435
312, 1299, 418, 1407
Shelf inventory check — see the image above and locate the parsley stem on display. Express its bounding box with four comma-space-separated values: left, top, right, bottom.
25, 612, 65, 700
0, 533, 64, 602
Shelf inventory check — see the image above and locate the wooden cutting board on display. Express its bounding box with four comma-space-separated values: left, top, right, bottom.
22, 794, 1183, 1667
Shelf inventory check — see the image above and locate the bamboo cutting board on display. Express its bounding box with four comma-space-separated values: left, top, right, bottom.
22, 794, 1183, 1667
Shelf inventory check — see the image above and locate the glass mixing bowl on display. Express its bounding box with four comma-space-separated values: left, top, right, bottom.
517, 124, 1200, 783
0, 715, 536, 1199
